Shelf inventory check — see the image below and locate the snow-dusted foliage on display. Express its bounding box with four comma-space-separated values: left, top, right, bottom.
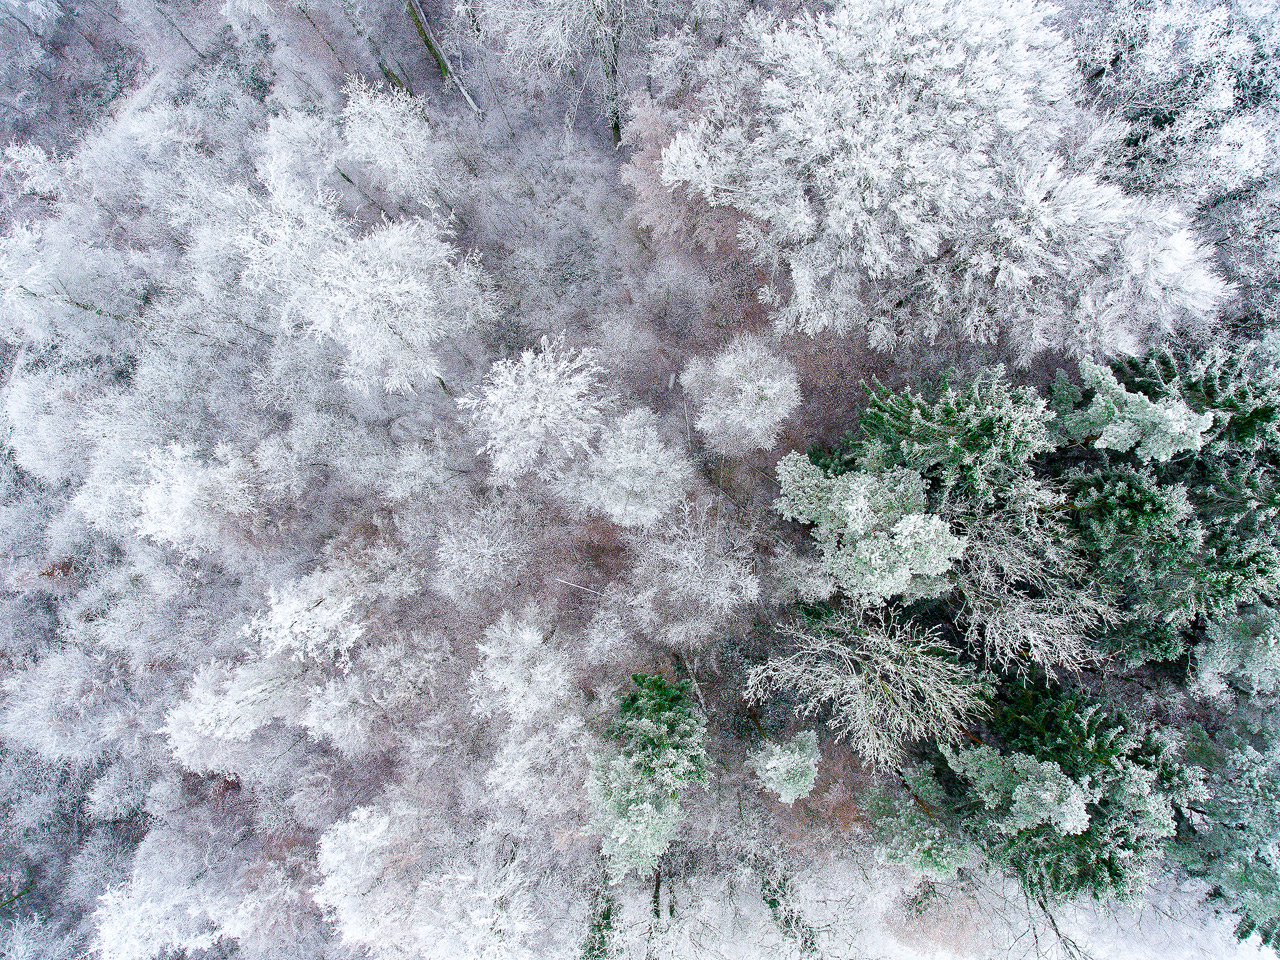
1195, 605, 1280, 701
1062, 361, 1215, 462
626, 499, 761, 649
775, 454, 964, 605
460, 335, 610, 483
748, 731, 819, 804
558, 407, 692, 526
1178, 726, 1280, 941
952, 485, 1109, 671
651, 0, 1226, 358
340, 76, 441, 207
241, 189, 493, 394
680, 335, 800, 456
748, 610, 986, 770
314, 804, 542, 960
432, 498, 534, 601
943, 683, 1205, 902
2, 1, 1278, 958
591, 674, 707, 880
458, 0, 693, 134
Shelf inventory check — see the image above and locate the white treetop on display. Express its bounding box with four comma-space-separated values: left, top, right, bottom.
748, 730, 820, 804
459, 335, 610, 483
559, 407, 692, 526
748, 611, 986, 770
340, 77, 441, 208
680, 335, 800, 456
657, 0, 1226, 358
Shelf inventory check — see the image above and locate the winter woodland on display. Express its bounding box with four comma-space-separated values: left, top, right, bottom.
1, 0, 1280, 958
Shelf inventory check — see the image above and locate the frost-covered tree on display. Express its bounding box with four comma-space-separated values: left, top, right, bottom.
1056, 342, 1280, 661
848, 366, 1058, 506
1176, 717, 1280, 945
472, 608, 570, 729
591, 673, 707, 880
866, 764, 977, 882
1068, 0, 1280, 327
748, 609, 986, 770
432, 497, 534, 602
1068, 464, 1205, 661
679, 335, 800, 456
945, 682, 1204, 902
626, 499, 760, 649
132, 443, 259, 555
652, 0, 1226, 358
1061, 361, 1214, 463
748, 730, 819, 804
339, 76, 441, 208
1194, 604, 1280, 701
1, 0, 59, 31
811, 367, 1107, 670
315, 803, 543, 960
460, 335, 611, 484
557, 407, 692, 527
473, 610, 592, 822
164, 554, 432, 766
1072, 0, 1278, 195
774, 454, 964, 606
241, 186, 493, 394
459, 0, 691, 139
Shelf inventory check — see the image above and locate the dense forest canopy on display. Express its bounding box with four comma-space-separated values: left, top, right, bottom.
1, 1, 1279, 959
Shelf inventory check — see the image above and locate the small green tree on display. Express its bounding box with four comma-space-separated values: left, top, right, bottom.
591, 674, 708, 881
866, 764, 977, 882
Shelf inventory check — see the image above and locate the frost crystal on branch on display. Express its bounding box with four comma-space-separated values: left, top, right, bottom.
1065, 360, 1215, 462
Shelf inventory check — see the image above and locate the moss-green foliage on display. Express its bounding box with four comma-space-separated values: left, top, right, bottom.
945, 682, 1203, 902
1069, 465, 1203, 661
607, 674, 708, 783
824, 367, 1055, 507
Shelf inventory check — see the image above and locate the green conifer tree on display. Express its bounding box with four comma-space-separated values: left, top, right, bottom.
591, 674, 708, 881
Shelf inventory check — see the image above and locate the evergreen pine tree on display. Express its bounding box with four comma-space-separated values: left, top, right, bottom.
590, 674, 708, 880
